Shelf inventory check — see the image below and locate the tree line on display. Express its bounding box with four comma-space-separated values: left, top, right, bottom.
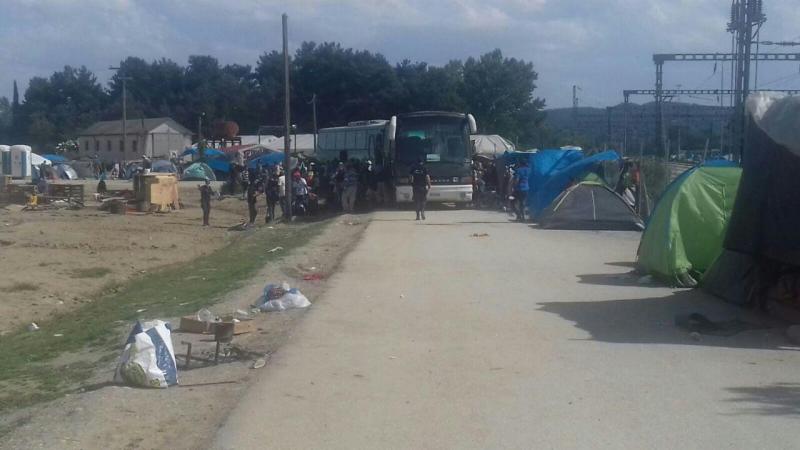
0, 44, 546, 151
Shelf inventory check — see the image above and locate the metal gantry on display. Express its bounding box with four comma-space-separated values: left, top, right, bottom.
622, 88, 800, 155
651, 52, 800, 156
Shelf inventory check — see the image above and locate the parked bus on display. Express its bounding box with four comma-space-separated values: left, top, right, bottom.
390, 111, 477, 205
316, 120, 391, 166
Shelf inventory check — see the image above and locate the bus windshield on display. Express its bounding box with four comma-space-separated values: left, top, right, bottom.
396, 117, 470, 164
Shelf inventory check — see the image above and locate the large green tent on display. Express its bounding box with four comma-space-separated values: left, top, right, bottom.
636, 164, 742, 287
181, 162, 216, 181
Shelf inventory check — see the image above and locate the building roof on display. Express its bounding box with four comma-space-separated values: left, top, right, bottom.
79, 117, 193, 136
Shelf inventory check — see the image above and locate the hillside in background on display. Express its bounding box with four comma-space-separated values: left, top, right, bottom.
538, 102, 733, 155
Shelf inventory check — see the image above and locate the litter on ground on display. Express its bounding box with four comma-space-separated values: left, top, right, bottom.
255, 282, 311, 312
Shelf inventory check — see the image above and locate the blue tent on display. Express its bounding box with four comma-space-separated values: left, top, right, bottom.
207, 158, 231, 173
528, 150, 621, 217
528, 149, 584, 199
42, 154, 67, 163
181, 147, 226, 158
247, 152, 287, 169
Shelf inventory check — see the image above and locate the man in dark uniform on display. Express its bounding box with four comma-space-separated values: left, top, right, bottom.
410, 159, 431, 221
198, 179, 215, 226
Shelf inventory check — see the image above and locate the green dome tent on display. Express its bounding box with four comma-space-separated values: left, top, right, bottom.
182, 162, 216, 181
636, 164, 742, 287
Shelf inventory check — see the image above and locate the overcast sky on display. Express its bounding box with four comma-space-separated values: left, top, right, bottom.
2, 0, 799, 108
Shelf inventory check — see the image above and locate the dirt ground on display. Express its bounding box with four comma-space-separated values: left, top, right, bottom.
0, 180, 254, 335
0, 197, 369, 450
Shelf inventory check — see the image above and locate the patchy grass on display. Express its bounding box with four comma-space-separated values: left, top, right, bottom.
6, 282, 39, 293
70, 267, 112, 279
0, 221, 327, 413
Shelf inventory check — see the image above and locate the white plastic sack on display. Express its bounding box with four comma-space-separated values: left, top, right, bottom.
257, 282, 311, 312
114, 320, 178, 388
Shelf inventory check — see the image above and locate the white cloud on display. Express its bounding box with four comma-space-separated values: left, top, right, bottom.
0, 0, 797, 107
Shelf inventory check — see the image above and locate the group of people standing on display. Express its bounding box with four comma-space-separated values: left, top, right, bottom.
471, 157, 530, 222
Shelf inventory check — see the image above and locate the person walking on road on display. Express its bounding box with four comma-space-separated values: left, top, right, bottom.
512, 159, 530, 222
410, 159, 431, 221
199, 179, 215, 227
341, 163, 359, 213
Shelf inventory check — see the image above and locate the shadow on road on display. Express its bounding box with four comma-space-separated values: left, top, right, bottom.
576, 272, 664, 288
538, 289, 792, 350
724, 383, 800, 416
605, 261, 638, 269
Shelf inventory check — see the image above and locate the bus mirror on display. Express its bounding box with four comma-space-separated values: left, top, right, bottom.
388, 116, 397, 141
467, 114, 477, 134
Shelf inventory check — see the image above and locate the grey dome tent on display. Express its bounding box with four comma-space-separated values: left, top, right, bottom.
538, 178, 644, 231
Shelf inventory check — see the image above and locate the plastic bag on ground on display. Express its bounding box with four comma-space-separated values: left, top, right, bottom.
256, 282, 311, 312
114, 320, 178, 388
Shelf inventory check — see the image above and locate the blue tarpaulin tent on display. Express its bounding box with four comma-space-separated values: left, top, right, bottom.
247, 152, 289, 169
207, 158, 231, 173
42, 154, 68, 163
528, 150, 621, 217
528, 149, 584, 200
181, 147, 226, 158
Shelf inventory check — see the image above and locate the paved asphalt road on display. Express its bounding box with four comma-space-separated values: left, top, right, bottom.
214, 210, 800, 450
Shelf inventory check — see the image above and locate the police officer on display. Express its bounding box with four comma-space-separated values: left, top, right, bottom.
410, 158, 431, 221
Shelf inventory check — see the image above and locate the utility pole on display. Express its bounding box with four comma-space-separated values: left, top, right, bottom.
109, 67, 131, 159
308, 94, 318, 154
282, 13, 292, 220
571, 85, 580, 143
728, 0, 766, 161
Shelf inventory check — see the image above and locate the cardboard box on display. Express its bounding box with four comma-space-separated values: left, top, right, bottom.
179, 316, 214, 334
178, 316, 257, 335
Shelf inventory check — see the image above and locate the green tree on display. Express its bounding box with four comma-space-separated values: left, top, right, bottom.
22, 66, 107, 149
462, 49, 545, 142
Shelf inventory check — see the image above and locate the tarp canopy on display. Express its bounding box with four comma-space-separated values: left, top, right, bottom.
247, 151, 295, 169
30, 153, 51, 167
472, 135, 515, 156
206, 158, 231, 173
181, 162, 216, 181
529, 150, 621, 218
538, 180, 644, 231
42, 154, 68, 163
263, 134, 317, 157
181, 147, 226, 158
637, 163, 741, 287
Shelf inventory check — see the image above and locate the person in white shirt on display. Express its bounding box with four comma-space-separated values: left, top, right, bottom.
277, 167, 287, 217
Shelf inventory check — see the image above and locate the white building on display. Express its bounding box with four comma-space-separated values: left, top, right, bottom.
76, 117, 193, 162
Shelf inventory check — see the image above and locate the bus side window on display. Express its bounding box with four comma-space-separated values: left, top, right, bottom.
375, 134, 384, 165
367, 134, 374, 160
339, 150, 348, 162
